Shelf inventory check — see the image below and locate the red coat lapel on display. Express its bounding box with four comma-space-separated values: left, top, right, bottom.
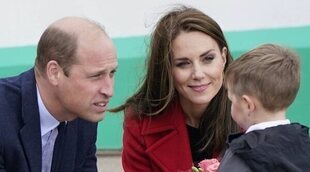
141, 102, 193, 171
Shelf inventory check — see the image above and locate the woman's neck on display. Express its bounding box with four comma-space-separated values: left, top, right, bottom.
179, 99, 208, 128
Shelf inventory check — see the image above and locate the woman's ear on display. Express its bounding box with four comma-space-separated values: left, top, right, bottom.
242, 95, 256, 113
46, 60, 61, 86
221, 47, 227, 68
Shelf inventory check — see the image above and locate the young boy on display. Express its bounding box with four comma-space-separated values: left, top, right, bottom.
218, 44, 310, 172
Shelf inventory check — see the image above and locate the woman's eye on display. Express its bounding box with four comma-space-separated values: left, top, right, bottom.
175, 61, 190, 67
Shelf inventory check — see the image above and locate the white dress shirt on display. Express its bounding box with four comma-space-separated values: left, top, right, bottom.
37, 86, 60, 172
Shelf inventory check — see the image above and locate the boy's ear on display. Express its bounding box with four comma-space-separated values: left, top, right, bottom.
242, 95, 256, 112
46, 60, 61, 86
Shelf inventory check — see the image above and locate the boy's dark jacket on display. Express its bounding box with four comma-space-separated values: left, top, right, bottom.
219, 123, 310, 172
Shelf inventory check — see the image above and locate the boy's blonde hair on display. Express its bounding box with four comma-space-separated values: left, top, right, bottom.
225, 44, 300, 112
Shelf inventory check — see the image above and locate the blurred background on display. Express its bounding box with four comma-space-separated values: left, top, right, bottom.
1, 0, 310, 171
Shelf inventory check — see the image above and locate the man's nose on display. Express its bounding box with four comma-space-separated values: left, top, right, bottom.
100, 77, 114, 98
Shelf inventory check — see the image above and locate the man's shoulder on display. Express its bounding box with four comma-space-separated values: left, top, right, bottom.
0, 74, 23, 121
0, 74, 21, 93
0, 69, 35, 113
0, 69, 34, 92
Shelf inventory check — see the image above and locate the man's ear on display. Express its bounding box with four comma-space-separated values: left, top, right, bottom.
46, 60, 61, 86
242, 95, 256, 113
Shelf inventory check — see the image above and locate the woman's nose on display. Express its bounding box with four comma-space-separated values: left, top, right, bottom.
192, 65, 205, 80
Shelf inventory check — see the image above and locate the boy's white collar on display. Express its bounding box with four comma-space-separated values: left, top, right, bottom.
246, 119, 290, 133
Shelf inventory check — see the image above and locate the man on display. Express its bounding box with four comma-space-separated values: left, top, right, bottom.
0, 17, 118, 172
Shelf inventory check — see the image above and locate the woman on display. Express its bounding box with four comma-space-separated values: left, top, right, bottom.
111, 6, 239, 172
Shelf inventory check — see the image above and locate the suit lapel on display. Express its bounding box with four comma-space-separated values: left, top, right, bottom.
141, 102, 193, 171
19, 69, 42, 172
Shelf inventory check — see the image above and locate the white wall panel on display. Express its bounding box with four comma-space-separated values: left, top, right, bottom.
1, 0, 310, 47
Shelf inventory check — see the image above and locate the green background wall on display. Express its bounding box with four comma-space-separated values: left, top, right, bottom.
1, 26, 309, 149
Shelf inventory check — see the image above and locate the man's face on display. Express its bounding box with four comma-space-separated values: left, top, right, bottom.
56, 35, 118, 122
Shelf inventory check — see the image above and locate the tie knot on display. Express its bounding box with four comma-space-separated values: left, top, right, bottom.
57, 121, 67, 136
58, 121, 66, 129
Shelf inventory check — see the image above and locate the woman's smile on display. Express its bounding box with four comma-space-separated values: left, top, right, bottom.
189, 83, 210, 92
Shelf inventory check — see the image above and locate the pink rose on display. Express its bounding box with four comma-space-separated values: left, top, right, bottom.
198, 158, 220, 172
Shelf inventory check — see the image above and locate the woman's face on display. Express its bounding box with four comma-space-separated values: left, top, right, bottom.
171, 31, 227, 110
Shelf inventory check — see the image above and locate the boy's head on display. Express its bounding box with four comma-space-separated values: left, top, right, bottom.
224, 44, 300, 128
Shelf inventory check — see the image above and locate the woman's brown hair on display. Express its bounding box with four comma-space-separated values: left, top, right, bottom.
111, 6, 239, 156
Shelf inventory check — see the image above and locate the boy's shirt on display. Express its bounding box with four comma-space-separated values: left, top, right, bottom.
246, 119, 290, 133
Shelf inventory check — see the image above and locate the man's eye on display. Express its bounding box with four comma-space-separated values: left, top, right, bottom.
92, 74, 103, 78
109, 70, 117, 77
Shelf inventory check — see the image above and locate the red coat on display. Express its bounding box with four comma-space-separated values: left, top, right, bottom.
122, 101, 193, 172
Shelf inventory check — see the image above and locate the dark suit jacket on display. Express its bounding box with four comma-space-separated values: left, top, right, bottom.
0, 69, 98, 172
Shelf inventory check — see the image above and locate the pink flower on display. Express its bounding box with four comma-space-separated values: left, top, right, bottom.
198, 158, 220, 172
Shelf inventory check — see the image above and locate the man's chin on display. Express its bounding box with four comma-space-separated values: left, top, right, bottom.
88, 113, 105, 122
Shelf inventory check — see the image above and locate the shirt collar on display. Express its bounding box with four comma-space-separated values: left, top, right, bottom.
246, 119, 291, 133
37, 86, 60, 137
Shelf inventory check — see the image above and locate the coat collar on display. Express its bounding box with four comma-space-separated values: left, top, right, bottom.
140, 101, 193, 171
19, 69, 42, 172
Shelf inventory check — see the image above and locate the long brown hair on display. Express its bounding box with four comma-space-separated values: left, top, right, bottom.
111, 6, 239, 155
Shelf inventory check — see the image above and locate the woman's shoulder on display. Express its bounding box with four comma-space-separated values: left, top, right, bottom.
124, 101, 184, 127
